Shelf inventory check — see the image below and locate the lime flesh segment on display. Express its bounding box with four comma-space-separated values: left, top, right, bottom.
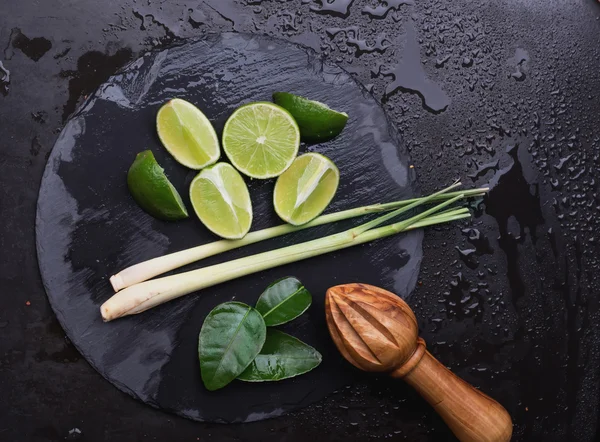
127, 150, 189, 221
222, 102, 300, 179
274, 153, 340, 226
157, 98, 220, 169
272, 92, 348, 143
190, 162, 253, 239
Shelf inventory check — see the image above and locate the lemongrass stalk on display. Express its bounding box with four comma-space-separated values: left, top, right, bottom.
101, 191, 467, 322
110, 186, 488, 291
405, 211, 471, 230
426, 206, 469, 218
349, 182, 462, 237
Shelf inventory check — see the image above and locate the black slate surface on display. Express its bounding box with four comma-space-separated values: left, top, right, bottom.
1, 1, 600, 441
35, 32, 421, 423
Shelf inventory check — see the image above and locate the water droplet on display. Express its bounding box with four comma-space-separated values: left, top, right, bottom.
362, 0, 414, 19
67, 428, 82, 440
326, 26, 390, 56
554, 154, 574, 171
435, 55, 450, 68
468, 159, 500, 180
511, 70, 526, 81
311, 0, 355, 18
456, 247, 479, 269
462, 228, 494, 255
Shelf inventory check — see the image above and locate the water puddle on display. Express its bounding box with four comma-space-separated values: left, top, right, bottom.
59, 49, 133, 122
188, 8, 207, 29
382, 20, 450, 113
508, 47, 529, 82
485, 144, 544, 304
4, 28, 52, 62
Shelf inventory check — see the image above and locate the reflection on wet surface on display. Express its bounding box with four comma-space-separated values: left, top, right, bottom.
2, 0, 600, 440
0, 60, 9, 96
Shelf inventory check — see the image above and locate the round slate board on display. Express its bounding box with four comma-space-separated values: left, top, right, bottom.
36, 32, 423, 423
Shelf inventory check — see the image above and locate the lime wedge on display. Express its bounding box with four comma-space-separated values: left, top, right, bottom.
222, 102, 300, 179
273, 153, 340, 226
272, 92, 348, 143
156, 98, 220, 169
189, 162, 253, 239
127, 150, 188, 221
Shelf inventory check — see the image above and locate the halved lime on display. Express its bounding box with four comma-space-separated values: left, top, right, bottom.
273, 153, 340, 226
127, 150, 188, 221
156, 98, 220, 169
222, 102, 300, 179
189, 162, 253, 239
272, 92, 348, 143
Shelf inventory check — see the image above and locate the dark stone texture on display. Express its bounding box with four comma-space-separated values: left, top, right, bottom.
1, 0, 600, 441
36, 32, 421, 423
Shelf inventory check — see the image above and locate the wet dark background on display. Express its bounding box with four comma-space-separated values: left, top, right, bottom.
1, 0, 599, 441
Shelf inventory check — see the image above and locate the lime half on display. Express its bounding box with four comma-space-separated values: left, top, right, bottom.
222, 102, 300, 179
156, 98, 220, 169
273, 153, 340, 226
127, 150, 188, 221
272, 92, 348, 143
189, 162, 253, 239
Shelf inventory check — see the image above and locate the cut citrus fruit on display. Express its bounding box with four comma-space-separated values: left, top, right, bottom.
273, 153, 340, 226
189, 162, 253, 239
156, 98, 220, 169
222, 102, 300, 179
127, 150, 188, 221
272, 92, 348, 143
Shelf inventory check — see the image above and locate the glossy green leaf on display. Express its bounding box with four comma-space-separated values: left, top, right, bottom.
198, 301, 266, 391
255, 277, 312, 326
238, 329, 322, 382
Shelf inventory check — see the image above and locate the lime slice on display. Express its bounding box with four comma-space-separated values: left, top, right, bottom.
273, 153, 340, 226
272, 92, 348, 143
127, 150, 188, 221
222, 102, 300, 179
156, 98, 220, 169
189, 162, 253, 239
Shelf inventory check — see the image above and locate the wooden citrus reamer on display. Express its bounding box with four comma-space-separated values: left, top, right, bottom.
325, 283, 513, 442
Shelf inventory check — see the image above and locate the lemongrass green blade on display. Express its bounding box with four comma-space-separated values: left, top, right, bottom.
101, 189, 471, 321
413, 207, 470, 222
109, 187, 488, 291
406, 213, 471, 230
360, 211, 472, 239
350, 182, 461, 236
